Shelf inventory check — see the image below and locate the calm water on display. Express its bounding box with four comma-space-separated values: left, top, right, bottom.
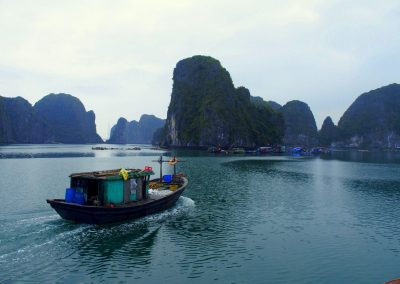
1, 145, 400, 283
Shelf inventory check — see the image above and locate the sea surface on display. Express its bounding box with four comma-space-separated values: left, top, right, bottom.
1, 145, 400, 283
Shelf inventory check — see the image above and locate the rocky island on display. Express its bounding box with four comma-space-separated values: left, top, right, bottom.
107, 114, 165, 144
0, 93, 103, 144
162, 55, 284, 148
337, 83, 400, 148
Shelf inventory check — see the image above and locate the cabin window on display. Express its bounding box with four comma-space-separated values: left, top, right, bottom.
70, 178, 102, 206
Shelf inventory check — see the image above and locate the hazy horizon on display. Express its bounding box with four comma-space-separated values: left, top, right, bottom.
1, 1, 399, 139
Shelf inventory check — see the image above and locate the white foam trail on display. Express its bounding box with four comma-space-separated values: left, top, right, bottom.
0, 197, 195, 262
179, 196, 195, 207
103, 196, 196, 233
17, 214, 60, 224
0, 224, 88, 261
143, 196, 195, 222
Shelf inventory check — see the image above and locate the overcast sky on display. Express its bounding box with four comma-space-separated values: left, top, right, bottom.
1, 0, 399, 139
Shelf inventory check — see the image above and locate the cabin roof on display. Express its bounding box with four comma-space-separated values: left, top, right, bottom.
69, 168, 154, 180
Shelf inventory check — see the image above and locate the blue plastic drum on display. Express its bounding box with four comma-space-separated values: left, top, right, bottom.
65, 188, 76, 203
73, 192, 85, 205
163, 175, 172, 183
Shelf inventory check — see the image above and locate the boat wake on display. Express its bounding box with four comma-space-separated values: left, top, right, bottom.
16, 214, 61, 225
141, 196, 195, 223
97, 196, 196, 235
0, 196, 195, 271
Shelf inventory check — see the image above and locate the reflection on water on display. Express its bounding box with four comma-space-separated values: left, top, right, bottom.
1, 146, 400, 283
322, 150, 400, 164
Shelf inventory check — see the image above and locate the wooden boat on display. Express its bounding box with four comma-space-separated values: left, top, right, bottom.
47, 157, 188, 224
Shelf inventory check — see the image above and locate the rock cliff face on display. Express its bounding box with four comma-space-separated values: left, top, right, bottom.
0, 96, 53, 143
319, 116, 339, 147
33, 93, 103, 143
108, 118, 129, 144
338, 83, 400, 148
151, 127, 165, 145
281, 100, 318, 147
137, 115, 165, 143
163, 55, 283, 147
107, 114, 165, 144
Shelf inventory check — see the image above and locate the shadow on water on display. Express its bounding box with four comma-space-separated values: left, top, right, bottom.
342, 177, 400, 201
73, 224, 158, 257
66, 222, 162, 280
221, 159, 282, 170
221, 159, 312, 182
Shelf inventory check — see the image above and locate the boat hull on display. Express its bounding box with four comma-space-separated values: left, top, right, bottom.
47, 177, 187, 224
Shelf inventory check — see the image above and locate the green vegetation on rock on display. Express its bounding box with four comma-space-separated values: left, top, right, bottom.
319, 116, 339, 147
281, 100, 318, 147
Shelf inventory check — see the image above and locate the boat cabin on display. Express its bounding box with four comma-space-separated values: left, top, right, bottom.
67, 168, 154, 206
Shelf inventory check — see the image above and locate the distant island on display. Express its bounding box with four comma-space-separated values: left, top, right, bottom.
1, 56, 400, 149
159, 55, 400, 149
107, 114, 165, 144
0, 93, 102, 144
336, 83, 400, 148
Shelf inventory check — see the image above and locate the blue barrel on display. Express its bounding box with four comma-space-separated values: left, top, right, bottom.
163, 175, 172, 183
65, 188, 76, 203
73, 192, 85, 205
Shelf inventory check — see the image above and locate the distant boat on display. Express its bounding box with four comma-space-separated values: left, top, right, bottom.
290, 147, 310, 156
273, 145, 286, 153
126, 147, 141, 150
47, 158, 188, 224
